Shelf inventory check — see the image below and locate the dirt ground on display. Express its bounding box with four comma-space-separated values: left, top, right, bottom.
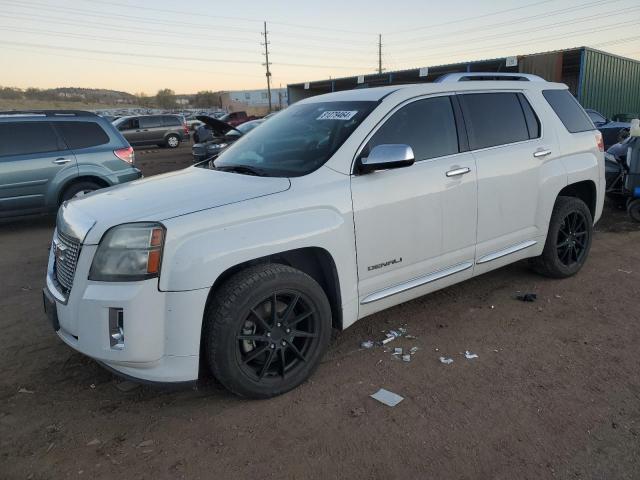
1, 146, 639, 479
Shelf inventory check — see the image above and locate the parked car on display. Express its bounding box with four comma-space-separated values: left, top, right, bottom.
219, 111, 257, 127
44, 73, 604, 398
585, 109, 630, 149
192, 118, 264, 162
0, 110, 140, 219
112, 114, 189, 148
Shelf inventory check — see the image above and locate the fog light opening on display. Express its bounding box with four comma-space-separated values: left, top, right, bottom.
109, 307, 124, 350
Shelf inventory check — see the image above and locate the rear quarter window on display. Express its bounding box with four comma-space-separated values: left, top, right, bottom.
542, 89, 595, 133
163, 116, 182, 127
55, 121, 110, 150
0, 121, 62, 157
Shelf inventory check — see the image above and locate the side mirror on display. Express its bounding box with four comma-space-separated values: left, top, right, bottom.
358, 144, 415, 174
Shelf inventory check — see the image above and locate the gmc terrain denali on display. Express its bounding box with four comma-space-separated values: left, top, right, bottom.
43, 74, 604, 398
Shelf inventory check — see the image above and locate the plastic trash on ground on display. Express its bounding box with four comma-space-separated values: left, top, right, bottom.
360, 340, 374, 349
464, 350, 479, 359
370, 388, 404, 407
439, 356, 454, 365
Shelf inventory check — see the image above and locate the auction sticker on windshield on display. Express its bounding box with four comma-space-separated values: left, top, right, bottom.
317, 111, 358, 120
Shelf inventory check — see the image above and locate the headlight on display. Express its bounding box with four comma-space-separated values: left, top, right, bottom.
89, 222, 165, 281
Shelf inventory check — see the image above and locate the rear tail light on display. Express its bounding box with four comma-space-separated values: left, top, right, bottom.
595, 131, 604, 152
183, 122, 189, 135
114, 146, 135, 164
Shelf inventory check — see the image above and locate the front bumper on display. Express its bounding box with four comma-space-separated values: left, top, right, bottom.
45, 238, 209, 383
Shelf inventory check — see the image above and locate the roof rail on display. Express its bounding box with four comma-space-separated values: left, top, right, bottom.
434, 72, 545, 83
0, 110, 98, 117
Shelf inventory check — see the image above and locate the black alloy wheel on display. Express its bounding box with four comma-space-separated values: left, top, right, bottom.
204, 263, 332, 398
530, 196, 593, 278
236, 291, 318, 382
556, 210, 589, 267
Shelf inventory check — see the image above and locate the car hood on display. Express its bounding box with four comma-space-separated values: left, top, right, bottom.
60, 167, 291, 245
196, 115, 242, 136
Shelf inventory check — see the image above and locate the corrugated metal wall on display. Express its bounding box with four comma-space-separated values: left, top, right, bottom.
580, 49, 640, 118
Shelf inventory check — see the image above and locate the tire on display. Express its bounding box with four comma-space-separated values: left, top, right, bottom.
165, 134, 180, 148
203, 263, 332, 398
530, 196, 593, 278
628, 198, 640, 222
60, 181, 102, 205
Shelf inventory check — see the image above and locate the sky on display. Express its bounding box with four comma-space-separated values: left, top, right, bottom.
0, 0, 639, 95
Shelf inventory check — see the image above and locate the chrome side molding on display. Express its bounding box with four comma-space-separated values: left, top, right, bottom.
360, 261, 473, 305
476, 240, 537, 265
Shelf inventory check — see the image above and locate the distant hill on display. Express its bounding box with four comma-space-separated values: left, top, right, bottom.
0, 86, 140, 107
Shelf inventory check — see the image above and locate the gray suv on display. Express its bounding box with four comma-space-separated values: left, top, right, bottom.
113, 114, 189, 148
0, 110, 141, 219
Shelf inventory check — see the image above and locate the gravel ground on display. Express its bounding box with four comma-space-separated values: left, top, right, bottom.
1, 147, 639, 479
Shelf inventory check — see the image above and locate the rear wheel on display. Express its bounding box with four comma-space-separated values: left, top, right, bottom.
60, 181, 102, 205
530, 196, 593, 278
165, 134, 180, 148
628, 198, 640, 222
203, 264, 332, 398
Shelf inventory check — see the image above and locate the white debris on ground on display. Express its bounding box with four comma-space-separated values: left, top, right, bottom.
370, 388, 404, 407
464, 350, 479, 359
439, 357, 454, 365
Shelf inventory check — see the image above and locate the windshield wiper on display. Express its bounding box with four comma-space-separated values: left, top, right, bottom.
215, 164, 269, 177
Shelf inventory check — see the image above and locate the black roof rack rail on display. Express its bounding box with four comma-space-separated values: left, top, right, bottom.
0, 110, 98, 117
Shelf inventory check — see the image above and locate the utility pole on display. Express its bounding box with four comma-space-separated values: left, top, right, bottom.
261, 21, 272, 113
378, 34, 383, 74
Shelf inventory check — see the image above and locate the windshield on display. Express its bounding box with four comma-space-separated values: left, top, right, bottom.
213, 101, 377, 177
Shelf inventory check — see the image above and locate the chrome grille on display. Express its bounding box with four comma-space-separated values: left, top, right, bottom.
53, 230, 81, 293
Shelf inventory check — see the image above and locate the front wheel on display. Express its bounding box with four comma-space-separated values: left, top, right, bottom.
203, 264, 332, 398
530, 196, 593, 278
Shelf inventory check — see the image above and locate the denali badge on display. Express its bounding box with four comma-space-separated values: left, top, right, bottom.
368, 257, 402, 271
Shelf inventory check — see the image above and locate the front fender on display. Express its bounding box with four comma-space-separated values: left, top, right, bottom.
158, 170, 359, 320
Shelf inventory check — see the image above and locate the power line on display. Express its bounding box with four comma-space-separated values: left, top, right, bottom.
0, 40, 373, 71
75, 0, 376, 36
385, 21, 640, 69
386, 0, 630, 46
388, 6, 640, 59
386, 0, 558, 35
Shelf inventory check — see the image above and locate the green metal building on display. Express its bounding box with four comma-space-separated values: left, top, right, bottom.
287, 47, 640, 119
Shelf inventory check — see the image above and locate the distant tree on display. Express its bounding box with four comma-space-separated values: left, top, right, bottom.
193, 90, 219, 108
155, 88, 176, 109
135, 92, 152, 107
0, 87, 23, 100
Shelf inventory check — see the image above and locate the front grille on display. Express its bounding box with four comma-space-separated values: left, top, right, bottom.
54, 230, 81, 293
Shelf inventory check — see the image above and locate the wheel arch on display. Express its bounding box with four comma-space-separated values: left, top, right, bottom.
57, 175, 110, 206
557, 179, 597, 220
203, 246, 342, 330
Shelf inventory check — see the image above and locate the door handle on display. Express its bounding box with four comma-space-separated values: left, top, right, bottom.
52, 158, 71, 165
446, 167, 471, 177
533, 149, 552, 158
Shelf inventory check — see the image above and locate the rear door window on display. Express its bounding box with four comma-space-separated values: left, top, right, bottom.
117, 118, 139, 130
367, 96, 460, 161
140, 116, 163, 128
0, 122, 62, 157
55, 121, 110, 150
542, 89, 595, 133
459, 92, 530, 150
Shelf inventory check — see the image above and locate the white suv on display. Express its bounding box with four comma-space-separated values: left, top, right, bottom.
43, 73, 604, 398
